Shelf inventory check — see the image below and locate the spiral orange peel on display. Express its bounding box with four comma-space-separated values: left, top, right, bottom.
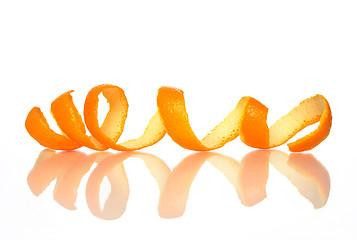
25, 84, 332, 152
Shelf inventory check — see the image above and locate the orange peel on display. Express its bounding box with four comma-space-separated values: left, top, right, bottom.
83, 84, 166, 151
25, 107, 80, 150
25, 85, 332, 152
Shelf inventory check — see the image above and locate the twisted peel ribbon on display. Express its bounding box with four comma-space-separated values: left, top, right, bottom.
25, 84, 332, 152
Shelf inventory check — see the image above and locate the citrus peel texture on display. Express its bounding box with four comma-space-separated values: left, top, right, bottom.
25, 84, 332, 152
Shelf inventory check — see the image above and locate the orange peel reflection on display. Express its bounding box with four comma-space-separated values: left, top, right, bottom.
158, 151, 270, 218
27, 150, 110, 210
158, 152, 241, 218
236, 151, 270, 207
27, 150, 86, 199
269, 151, 330, 209
25, 85, 332, 152
27, 149, 330, 219
85, 154, 129, 220
86, 152, 170, 220
53, 152, 112, 209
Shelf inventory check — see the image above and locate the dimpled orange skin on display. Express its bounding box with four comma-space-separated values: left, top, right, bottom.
239, 97, 270, 149
25, 107, 80, 150
84, 84, 166, 151
156, 88, 267, 151
25, 85, 332, 152
51, 90, 107, 151
157, 87, 208, 151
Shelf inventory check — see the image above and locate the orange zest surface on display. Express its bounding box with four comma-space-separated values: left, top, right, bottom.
25, 84, 332, 152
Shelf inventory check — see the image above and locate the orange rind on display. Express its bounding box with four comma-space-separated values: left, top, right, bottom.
25, 107, 80, 150
83, 84, 166, 151
269, 94, 332, 152
25, 85, 332, 152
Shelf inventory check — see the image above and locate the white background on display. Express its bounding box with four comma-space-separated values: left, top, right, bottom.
0, 0, 356, 239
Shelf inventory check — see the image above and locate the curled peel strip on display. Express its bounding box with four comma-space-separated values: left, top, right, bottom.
25, 84, 332, 152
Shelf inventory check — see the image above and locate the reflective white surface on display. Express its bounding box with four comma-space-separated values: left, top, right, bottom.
27, 149, 330, 218
3, 141, 356, 240
1, 0, 357, 239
